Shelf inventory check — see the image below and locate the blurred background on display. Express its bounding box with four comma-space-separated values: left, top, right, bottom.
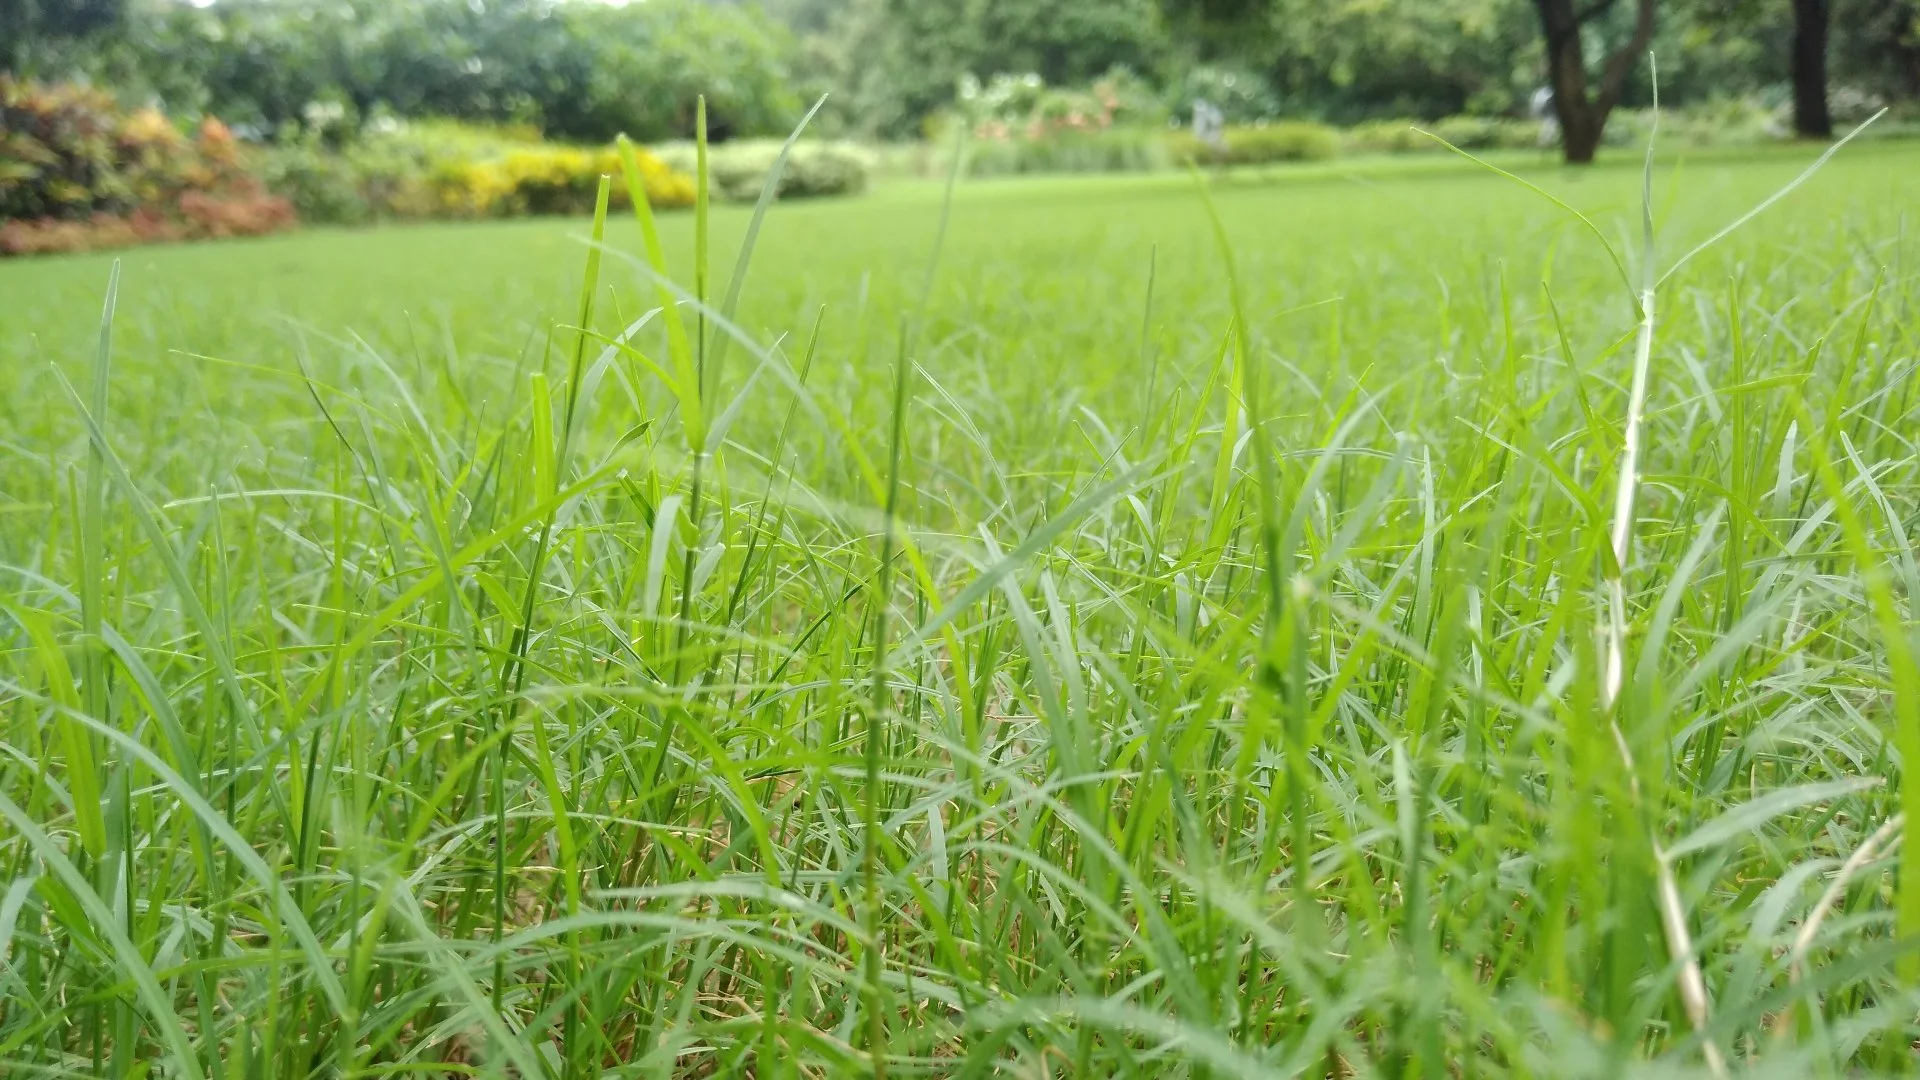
3, 0, 1918, 253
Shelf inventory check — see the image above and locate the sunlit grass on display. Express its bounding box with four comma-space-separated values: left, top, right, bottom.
1, 139, 1917, 1076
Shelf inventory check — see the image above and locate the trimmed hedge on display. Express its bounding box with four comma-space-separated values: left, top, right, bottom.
429, 146, 695, 219
1343, 116, 1551, 155
1170, 122, 1341, 166
653, 140, 872, 202
261, 123, 696, 225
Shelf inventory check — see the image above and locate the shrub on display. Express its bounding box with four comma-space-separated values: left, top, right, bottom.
1, 78, 139, 220
1609, 99, 1782, 149
1341, 116, 1550, 155
424, 143, 693, 219
1858, 102, 1920, 141
1343, 119, 1435, 155
1344, 102, 1879, 162
497, 147, 599, 215
939, 68, 1170, 179
867, 141, 949, 180
777, 143, 871, 199
264, 121, 696, 225
613, 147, 698, 210
1, 213, 174, 256
1226, 122, 1341, 164
695, 141, 870, 201
963, 128, 1168, 177
425, 159, 520, 218
1427, 115, 1538, 151
1343, 108, 1810, 158
0, 78, 296, 256
177, 189, 299, 238
377, 118, 547, 161
257, 142, 378, 225
654, 140, 870, 202
259, 130, 447, 225
1171, 122, 1341, 166
0, 190, 297, 256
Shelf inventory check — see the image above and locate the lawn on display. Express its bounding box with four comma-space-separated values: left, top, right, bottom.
2, 140, 1918, 1076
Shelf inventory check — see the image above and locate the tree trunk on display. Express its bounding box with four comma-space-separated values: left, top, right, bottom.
1792, 0, 1833, 138
1562, 111, 1603, 163
1539, 13, 1597, 163
1532, 0, 1657, 165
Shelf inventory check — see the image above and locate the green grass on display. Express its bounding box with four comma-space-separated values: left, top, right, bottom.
2, 139, 1918, 1077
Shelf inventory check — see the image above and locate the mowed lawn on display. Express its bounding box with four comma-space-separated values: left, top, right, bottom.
2, 141, 1919, 1077
8, 141, 1913, 395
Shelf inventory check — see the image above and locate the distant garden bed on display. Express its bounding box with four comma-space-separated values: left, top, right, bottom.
873, 70, 1918, 182
1, 78, 296, 256
260, 121, 872, 228
1, 81, 875, 257
9, 67, 1912, 257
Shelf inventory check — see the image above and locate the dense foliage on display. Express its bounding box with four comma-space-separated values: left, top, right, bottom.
1170, 121, 1341, 165
0, 78, 710, 251
0, 77, 293, 255
0, 0, 129, 73
124, 0, 799, 144
783, 0, 1919, 136
258, 121, 697, 226
652, 139, 872, 202
6, 0, 1918, 163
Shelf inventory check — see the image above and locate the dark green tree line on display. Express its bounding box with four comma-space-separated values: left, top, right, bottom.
15, 0, 799, 143
1153, 0, 1915, 160
1, 0, 129, 73
9, 0, 1917, 158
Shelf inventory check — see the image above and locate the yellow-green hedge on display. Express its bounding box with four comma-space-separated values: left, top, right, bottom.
427, 145, 694, 219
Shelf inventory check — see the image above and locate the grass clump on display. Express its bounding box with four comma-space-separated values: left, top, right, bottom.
0, 112, 1917, 1078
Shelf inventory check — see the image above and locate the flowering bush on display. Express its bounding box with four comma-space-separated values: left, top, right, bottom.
956, 69, 1159, 145
0, 78, 295, 256
2, 79, 123, 220
613, 146, 698, 210
940, 69, 1172, 177
425, 144, 693, 219
426, 158, 523, 218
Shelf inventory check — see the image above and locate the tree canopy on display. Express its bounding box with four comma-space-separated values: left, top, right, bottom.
1, 0, 130, 72
53, 0, 799, 143
5, 0, 1914, 155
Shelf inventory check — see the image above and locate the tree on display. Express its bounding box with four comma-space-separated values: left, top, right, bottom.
1532, 0, 1656, 163
1159, 0, 1540, 121
1, 0, 128, 74
1790, 0, 1831, 136
127, 0, 798, 142
796, 0, 1164, 138
1835, 0, 1920, 100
